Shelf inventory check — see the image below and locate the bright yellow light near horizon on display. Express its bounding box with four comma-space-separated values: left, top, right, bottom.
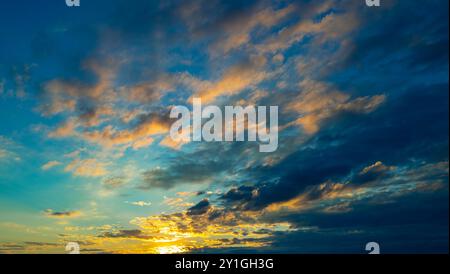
157, 245, 187, 254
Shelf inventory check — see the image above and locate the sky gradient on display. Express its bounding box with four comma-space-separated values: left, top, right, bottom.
0, 0, 448, 254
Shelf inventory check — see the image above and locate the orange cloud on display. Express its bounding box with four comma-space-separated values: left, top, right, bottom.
81, 113, 170, 148
189, 56, 268, 104
360, 161, 396, 175
209, 4, 296, 55
41, 161, 62, 171
286, 80, 385, 134
64, 158, 109, 177
257, 6, 359, 54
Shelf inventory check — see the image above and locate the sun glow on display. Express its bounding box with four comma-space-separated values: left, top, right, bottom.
157, 245, 187, 254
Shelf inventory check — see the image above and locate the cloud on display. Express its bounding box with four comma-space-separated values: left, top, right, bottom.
128, 208, 294, 252
260, 1, 359, 53
159, 124, 193, 150
102, 163, 443, 252
221, 185, 259, 205
162, 195, 194, 208
266, 160, 447, 215
0, 136, 22, 163
39, 59, 117, 116
40, 59, 173, 151
102, 176, 127, 189
99, 229, 152, 240
64, 158, 109, 177
126, 201, 152, 207
188, 55, 268, 103
44, 209, 82, 218
47, 119, 78, 138
140, 154, 230, 189
207, 4, 297, 55
285, 79, 385, 134
121, 75, 175, 103
131, 137, 154, 150
81, 112, 171, 148
187, 199, 211, 216
0, 241, 62, 254
7, 64, 34, 99
23, 242, 59, 247
0, 243, 26, 253
360, 161, 396, 175
41, 161, 62, 171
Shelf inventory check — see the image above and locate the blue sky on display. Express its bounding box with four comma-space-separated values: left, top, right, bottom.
0, 0, 448, 253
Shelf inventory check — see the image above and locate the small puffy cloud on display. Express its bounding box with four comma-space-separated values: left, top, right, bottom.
48, 119, 77, 138
41, 161, 62, 171
162, 196, 194, 208
353, 161, 397, 184
126, 201, 152, 207
221, 186, 259, 204
360, 161, 396, 175
187, 199, 211, 216
64, 158, 108, 177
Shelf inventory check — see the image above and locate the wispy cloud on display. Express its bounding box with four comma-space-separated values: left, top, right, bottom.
41, 160, 62, 171
44, 209, 82, 219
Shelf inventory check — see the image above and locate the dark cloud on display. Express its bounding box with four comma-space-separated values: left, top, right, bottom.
23, 242, 59, 247
270, 190, 449, 253
220, 186, 259, 208
187, 199, 211, 216
141, 161, 222, 189
221, 186, 256, 201
241, 81, 449, 211
99, 229, 152, 240
0, 243, 26, 252
44, 209, 81, 218
140, 142, 247, 189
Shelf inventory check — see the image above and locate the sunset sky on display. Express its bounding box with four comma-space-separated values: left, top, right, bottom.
0, 0, 448, 254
